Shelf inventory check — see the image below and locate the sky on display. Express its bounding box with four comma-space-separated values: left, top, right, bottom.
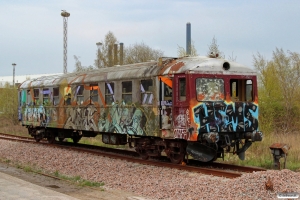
1, 0, 300, 76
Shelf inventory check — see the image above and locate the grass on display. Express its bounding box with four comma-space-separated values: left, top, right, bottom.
0, 158, 105, 189
222, 132, 300, 171
53, 170, 105, 187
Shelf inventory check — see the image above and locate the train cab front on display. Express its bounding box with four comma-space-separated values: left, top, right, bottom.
183, 60, 263, 162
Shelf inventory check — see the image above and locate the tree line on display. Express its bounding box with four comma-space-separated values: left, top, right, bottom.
74, 33, 231, 71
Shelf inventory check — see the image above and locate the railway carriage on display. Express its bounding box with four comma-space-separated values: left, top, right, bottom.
18, 55, 263, 163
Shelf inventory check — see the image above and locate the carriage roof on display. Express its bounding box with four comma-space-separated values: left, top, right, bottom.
19, 56, 256, 89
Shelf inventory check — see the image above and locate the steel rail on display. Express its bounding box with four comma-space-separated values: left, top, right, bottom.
0, 133, 265, 178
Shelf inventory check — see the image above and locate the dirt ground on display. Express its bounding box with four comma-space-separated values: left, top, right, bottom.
0, 161, 149, 200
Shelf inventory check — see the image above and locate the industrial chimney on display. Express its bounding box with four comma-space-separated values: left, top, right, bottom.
186, 22, 191, 56
119, 43, 124, 65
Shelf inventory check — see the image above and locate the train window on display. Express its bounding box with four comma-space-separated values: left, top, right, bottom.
90, 84, 98, 103
246, 80, 253, 101
230, 79, 253, 102
164, 84, 172, 100
178, 78, 186, 101
42, 88, 50, 105
64, 86, 72, 105
141, 79, 153, 105
105, 83, 114, 105
33, 89, 39, 105
75, 85, 84, 105
53, 87, 59, 106
122, 81, 132, 104
27, 90, 31, 105
196, 78, 224, 101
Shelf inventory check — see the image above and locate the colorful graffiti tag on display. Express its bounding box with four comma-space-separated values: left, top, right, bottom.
193, 101, 259, 133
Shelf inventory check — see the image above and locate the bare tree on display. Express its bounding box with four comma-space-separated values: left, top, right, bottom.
207, 36, 224, 58
94, 31, 119, 68
73, 55, 94, 72
124, 42, 164, 64
177, 41, 198, 57
74, 31, 165, 69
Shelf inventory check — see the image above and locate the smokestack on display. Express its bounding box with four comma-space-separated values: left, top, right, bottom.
186, 22, 191, 56
108, 45, 113, 67
114, 44, 118, 66
120, 43, 124, 65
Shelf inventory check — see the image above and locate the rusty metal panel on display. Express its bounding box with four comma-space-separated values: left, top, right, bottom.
159, 56, 256, 76
269, 143, 290, 154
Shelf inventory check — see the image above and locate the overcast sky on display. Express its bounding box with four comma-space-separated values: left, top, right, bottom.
0, 0, 299, 76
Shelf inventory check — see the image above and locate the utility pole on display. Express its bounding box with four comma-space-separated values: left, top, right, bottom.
61, 10, 70, 74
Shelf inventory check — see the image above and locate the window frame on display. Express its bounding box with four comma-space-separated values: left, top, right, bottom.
195, 78, 225, 102
33, 88, 39, 105
122, 81, 132, 104
42, 88, 50, 105
178, 77, 186, 101
141, 79, 153, 105
105, 82, 115, 105
75, 85, 84, 105
90, 83, 98, 104
53, 87, 59, 106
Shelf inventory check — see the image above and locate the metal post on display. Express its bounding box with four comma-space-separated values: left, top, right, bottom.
96, 42, 102, 68
12, 63, 16, 88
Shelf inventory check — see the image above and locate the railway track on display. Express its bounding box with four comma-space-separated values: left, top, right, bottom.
0, 133, 266, 179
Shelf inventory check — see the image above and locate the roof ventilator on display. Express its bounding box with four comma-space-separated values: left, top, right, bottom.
223, 62, 230, 70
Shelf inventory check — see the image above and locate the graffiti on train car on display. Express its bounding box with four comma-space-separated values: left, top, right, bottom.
64, 105, 98, 131
22, 101, 161, 136
193, 101, 259, 133
23, 106, 57, 127
173, 108, 191, 140
98, 102, 160, 136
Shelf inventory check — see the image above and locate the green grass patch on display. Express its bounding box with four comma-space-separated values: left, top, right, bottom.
53, 170, 105, 187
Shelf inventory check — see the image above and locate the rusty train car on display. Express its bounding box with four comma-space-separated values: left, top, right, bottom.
18, 55, 263, 163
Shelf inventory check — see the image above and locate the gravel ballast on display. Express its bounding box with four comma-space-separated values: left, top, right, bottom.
0, 140, 299, 200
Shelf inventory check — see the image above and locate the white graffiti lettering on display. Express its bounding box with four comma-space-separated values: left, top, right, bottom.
174, 129, 190, 140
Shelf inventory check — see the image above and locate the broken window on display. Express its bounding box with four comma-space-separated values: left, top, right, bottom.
90, 84, 98, 103
141, 79, 153, 105
196, 78, 224, 101
105, 82, 114, 105
122, 81, 132, 104
75, 85, 84, 105
164, 84, 172, 100
230, 79, 253, 102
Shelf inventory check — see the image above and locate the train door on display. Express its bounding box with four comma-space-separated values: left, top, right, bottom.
172, 74, 190, 140
159, 76, 173, 132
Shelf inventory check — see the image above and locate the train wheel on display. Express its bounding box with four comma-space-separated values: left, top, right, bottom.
47, 134, 55, 144
72, 136, 82, 144
34, 136, 41, 142
141, 154, 149, 160
169, 152, 185, 164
